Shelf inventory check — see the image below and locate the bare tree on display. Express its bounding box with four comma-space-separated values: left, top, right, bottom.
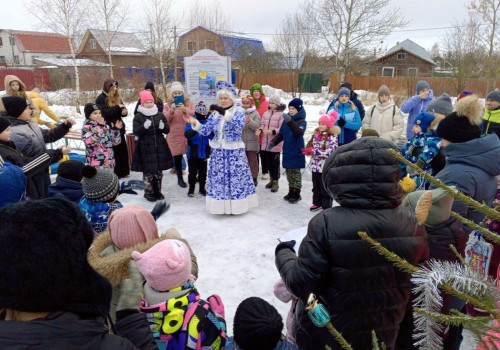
304, 0, 407, 83
91, 0, 130, 77
273, 13, 315, 96
26, 0, 88, 112
186, 0, 233, 33
443, 16, 485, 93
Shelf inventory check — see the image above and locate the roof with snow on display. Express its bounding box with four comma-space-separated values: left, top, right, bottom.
34, 57, 111, 67
0, 29, 71, 54
377, 39, 436, 65
219, 34, 265, 61
78, 29, 147, 56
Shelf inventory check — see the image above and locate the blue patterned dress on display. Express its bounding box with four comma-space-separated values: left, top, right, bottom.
193, 105, 258, 214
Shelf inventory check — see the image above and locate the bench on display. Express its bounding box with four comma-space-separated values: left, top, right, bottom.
63, 130, 85, 150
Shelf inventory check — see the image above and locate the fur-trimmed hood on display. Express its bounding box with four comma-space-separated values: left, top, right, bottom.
4, 75, 27, 96
88, 228, 198, 287
454, 94, 483, 125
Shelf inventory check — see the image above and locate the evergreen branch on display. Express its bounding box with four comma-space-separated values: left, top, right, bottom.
325, 322, 353, 350
414, 308, 493, 327
358, 232, 419, 274
389, 149, 500, 221
371, 330, 380, 350
449, 244, 466, 264
381, 343, 387, 350
450, 211, 500, 245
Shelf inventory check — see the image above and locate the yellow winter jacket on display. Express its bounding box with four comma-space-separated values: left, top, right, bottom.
27, 91, 61, 127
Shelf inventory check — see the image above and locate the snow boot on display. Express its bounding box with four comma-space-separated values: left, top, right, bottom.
188, 181, 195, 197
155, 176, 165, 200
283, 187, 292, 201
144, 176, 157, 202
144, 193, 157, 202
265, 177, 274, 189
177, 171, 187, 188
288, 188, 302, 204
271, 180, 279, 193
310, 204, 321, 212
199, 181, 207, 196
253, 178, 258, 186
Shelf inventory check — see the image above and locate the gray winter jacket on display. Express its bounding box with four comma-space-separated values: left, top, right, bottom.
242, 106, 261, 152
8, 117, 70, 157
433, 133, 500, 225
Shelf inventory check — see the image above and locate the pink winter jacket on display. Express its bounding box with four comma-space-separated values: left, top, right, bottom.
274, 279, 297, 345
163, 101, 195, 156
260, 108, 284, 152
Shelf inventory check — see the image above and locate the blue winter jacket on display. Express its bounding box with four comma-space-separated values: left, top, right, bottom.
0, 162, 27, 210
432, 134, 500, 225
401, 89, 434, 139
272, 108, 307, 169
328, 101, 361, 145
78, 197, 123, 235
48, 176, 84, 203
327, 91, 365, 121
184, 113, 213, 159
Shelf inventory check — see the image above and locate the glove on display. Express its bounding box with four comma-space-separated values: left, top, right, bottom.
119, 180, 146, 195
151, 200, 170, 221
266, 142, 276, 152
283, 113, 291, 123
116, 261, 143, 312
275, 240, 296, 255
301, 147, 314, 155
144, 119, 152, 129
337, 118, 346, 127
210, 104, 225, 116
159, 120, 165, 129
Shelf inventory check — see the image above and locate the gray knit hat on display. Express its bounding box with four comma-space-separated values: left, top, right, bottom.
486, 89, 500, 104
416, 80, 430, 94
268, 94, 281, 105
378, 85, 390, 98
81, 165, 119, 203
427, 93, 453, 115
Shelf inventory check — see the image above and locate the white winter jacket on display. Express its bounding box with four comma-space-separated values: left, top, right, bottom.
362, 100, 404, 142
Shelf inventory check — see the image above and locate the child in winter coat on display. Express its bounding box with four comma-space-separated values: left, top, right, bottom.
184, 101, 212, 197
328, 87, 361, 146
133, 239, 227, 350
0, 159, 27, 210
79, 165, 123, 237
302, 110, 340, 211
400, 112, 441, 190
81, 103, 123, 169
132, 90, 172, 202
482, 89, 500, 137
27, 88, 61, 129
226, 296, 298, 350
268, 98, 307, 203
241, 94, 261, 186
401, 80, 435, 139
48, 160, 84, 202
257, 94, 285, 192
274, 280, 299, 347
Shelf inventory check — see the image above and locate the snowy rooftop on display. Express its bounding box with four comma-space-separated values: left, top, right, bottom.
81, 29, 148, 56
34, 58, 111, 67
378, 39, 436, 65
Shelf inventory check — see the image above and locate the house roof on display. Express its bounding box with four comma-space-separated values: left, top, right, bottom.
34, 57, 111, 67
78, 29, 147, 56
0, 29, 71, 54
378, 39, 436, 65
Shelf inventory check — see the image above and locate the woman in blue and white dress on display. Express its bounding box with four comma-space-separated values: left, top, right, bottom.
187, 81, 258, 215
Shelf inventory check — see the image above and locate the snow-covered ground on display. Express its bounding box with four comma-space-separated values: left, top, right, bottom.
37, 88, 476, 349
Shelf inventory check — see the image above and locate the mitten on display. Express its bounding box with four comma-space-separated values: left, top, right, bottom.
337, 118, 346, 127
151, 200, 170, 221
301, 147, 314, 155
275, 240, 296, 255
159, 120, 165, 129
283, 113, 291, 123
119, 180, 146, 195
207, 294, 225, 318
210, 104, 225, 116
144, 119, 152, 129
266, 142, 276, 152
116, 261, 143, 312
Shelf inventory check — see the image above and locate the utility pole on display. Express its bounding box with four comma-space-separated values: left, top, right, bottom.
173, 25, 178, 81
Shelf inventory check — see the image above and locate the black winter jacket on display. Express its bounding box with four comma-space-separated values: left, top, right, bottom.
276, 137, 428, 350
131, 110, 173, 173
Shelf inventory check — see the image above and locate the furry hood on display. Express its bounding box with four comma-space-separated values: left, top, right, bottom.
4, 75, 26, 96
454, 95, 483, 125
87, 228, 185, 287
244, 106, 256, 114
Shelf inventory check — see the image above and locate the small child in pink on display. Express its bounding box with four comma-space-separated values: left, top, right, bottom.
274, 278, 298, 345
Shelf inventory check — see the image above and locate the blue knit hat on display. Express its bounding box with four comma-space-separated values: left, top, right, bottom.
337, 87, 351, 98
414, 112, 436, 133
288, 98, 303, 112
416, 80, 430, 94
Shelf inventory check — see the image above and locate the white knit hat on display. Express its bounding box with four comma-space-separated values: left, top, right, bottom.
170, 82, 184, 94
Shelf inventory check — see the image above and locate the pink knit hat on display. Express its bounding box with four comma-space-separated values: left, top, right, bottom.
132, 239, 193, 291
318, 109, 339, 129
108, 206, 159, 249
140, 90, 155, 105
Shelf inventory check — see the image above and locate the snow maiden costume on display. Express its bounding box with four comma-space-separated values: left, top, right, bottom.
191, 81, 258, 215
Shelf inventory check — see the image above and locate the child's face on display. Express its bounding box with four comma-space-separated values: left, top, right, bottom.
89, 109, 103, 122
318, 123, 328, 132
10, 81, 20, 92
18, 107, 32, 121
252, 90, 261, 100
172, 91, 183, 97
0, 126, 12, 141
412, 125, 422, 134
269, 103, 278, 110
288, 106, 298, 116
486, 99, 500, 110
379, 94, 390, 103
338, 94, 349, 104
419, 88, 430, 98
143, 100, 155, 109
242, 100, 252, 109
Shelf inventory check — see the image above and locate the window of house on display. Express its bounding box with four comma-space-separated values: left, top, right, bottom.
382, 67, 394, 77
187, 41, 197, 52
205, 40, 214, 50
0, 56, 6, 63
13, 55, 19, 64
408, 68, 418, 76
9, 37, 15, 46
397, 52, 406, 60
90, 38, 97, 49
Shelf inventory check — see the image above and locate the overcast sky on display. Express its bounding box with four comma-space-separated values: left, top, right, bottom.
4, 0, 470, 52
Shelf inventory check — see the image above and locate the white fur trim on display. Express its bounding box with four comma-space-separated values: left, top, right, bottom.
206, 194, 259, 215
137, 105, 158, 116
209, 139, 245, 150
192, 120, 202, 131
